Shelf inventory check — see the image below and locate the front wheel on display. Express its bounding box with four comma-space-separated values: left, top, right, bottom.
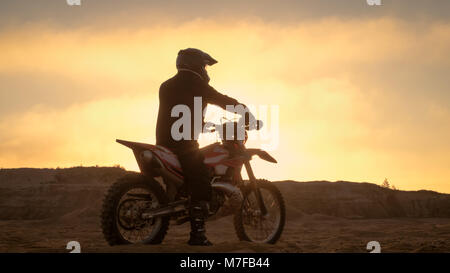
233, 179, 286, 244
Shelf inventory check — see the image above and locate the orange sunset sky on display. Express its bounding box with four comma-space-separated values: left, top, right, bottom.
0, 0, 449, 192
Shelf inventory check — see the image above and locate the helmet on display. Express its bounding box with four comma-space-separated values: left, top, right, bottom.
176, 48, 217, 83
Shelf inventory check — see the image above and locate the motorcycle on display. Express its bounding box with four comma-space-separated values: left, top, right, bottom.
101, 117, 285, 245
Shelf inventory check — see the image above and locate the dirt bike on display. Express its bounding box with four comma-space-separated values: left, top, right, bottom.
101, 117, 285, 245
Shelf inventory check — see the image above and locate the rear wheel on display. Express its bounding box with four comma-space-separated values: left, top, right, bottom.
234, 179, 285, 244
101, 173, 170, 245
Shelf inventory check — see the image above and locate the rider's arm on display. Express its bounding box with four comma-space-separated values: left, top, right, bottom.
202, 82, 256, 126
202, 83, 242, 110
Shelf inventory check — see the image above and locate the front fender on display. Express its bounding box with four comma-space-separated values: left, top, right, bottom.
245, 149, 277, 163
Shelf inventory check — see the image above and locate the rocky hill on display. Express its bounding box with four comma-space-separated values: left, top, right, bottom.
1, 167, 449, 221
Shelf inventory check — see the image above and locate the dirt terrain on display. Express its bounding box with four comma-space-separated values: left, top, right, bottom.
1, 167, 449, 253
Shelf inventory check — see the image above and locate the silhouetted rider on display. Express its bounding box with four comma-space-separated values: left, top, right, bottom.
156, 48, 251, 246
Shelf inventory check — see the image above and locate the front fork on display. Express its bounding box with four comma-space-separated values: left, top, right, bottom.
244, 161, 268, 216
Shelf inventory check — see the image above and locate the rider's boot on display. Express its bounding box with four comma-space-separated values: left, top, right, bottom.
188, 201, 213, 246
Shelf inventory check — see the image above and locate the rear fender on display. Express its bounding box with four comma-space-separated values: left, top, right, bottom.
139, 150, 184, 201
116, 139, 183, 201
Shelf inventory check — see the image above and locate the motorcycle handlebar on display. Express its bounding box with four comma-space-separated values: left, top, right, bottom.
205, 119, 263, 133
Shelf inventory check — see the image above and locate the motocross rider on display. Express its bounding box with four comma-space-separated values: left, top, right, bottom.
155, 48, 254, 246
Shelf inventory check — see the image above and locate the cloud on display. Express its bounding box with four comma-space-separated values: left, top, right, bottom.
0, 94, 159, 169
0, 17, 449, 192
1, 0, 450, 29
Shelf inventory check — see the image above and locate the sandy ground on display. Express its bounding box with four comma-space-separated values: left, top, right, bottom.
1, 215, 449, 253
1, 168, 449, 253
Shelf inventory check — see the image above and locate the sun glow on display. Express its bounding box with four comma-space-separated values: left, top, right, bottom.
1, 18, 450, 192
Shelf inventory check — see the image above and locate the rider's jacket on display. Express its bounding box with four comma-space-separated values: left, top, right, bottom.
156, 70, 240, 149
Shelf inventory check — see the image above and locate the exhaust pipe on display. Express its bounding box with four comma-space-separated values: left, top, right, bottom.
141, 182, 244, 220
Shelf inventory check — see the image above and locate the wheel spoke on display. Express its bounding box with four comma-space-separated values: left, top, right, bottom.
116, 187, 162, 243
241, 185, 282, 243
